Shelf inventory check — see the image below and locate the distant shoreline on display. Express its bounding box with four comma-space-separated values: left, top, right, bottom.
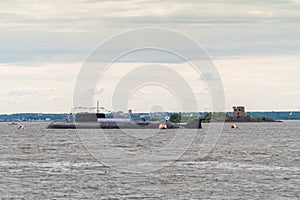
0, 112, 299, 122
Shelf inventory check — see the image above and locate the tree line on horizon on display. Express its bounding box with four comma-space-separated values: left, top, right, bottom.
0, 111, 299, 122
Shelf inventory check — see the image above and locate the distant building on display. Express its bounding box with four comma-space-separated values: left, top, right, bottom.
233, 106, 245, 118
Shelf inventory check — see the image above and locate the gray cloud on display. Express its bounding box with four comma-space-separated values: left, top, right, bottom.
1, 0, 300, 63
45, 95, 64, 101
7, 89, 37, 96
1, 0, 300, 29
281, 92, 300, 97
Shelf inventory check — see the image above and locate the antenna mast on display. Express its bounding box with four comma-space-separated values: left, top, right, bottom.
97, 100, 100, 113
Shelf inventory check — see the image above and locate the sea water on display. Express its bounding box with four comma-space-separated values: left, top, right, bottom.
0, 121, 299, 199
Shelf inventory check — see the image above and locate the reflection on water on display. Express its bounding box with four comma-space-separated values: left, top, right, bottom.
0, 121, 299, 199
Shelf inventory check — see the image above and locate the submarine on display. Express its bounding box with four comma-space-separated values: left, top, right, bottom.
47, 102, 202, 129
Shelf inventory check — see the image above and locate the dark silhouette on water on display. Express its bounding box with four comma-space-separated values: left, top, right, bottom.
47, 113, 202, 129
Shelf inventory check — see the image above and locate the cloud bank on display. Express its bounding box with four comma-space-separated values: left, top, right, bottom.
0, 0, 299, 112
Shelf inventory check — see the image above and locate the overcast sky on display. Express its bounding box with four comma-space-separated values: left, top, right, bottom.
0, 0, 300, 113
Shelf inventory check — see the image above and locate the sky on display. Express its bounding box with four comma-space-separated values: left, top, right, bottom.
0, 0, 300, 113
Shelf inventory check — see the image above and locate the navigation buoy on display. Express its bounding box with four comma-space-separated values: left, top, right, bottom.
159, 123, 167, 129
231, 124, 238, 129
18, 124, 25, 129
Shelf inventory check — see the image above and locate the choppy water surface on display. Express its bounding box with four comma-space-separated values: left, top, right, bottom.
0, 121, 299, 199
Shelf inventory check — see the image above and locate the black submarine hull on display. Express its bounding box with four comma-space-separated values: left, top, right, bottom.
47, 118, 202, 129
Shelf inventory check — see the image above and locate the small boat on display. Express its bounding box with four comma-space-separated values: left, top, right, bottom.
159, 123, 167, 129
18, 124, 25, 129
231, 124, 238, 129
